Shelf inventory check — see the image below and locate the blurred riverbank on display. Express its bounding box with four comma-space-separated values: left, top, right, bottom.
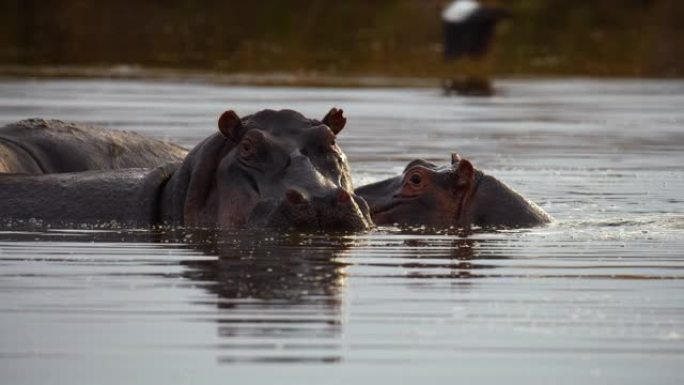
2, 0, 683, 78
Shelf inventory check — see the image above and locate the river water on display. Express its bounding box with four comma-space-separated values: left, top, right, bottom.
0, 79, 683, 384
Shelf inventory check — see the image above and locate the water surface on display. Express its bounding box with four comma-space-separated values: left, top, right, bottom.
1, 79, 683, 384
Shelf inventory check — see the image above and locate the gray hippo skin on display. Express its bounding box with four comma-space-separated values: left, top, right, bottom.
0, 165, 177, 225
0, 119, 188, 173
0, 109, 372, 231
355, 153, 553, 229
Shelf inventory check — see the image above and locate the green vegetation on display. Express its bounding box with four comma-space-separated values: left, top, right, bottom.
1, 0, 682, 77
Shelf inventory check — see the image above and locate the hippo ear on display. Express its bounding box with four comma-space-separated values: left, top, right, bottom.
451, 153, 462, 166
218, 110, 245, 141
455, 159, 474, 187
322, 107, 346, 135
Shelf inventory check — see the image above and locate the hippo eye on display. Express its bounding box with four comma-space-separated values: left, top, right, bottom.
409, 174, 422, 185
240, 140, 255, 159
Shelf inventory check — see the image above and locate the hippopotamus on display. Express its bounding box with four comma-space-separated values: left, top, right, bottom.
0, 119, 188, 174
0, 109, 372, 231
355, 153, 553, 229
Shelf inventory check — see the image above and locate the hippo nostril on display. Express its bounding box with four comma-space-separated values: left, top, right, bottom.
286, 189, 307, 205
337, 189, 351, 204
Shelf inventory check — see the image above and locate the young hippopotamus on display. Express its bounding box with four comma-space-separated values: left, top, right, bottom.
0, 119, 188, 173
355, 154, 552, 229
0, 109, 372, 232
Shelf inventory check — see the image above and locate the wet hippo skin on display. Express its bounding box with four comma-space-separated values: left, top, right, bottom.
0, 119, 188, 174
0, 165, 177, 225
0, 109, 372, 231
355, 153, 553, 229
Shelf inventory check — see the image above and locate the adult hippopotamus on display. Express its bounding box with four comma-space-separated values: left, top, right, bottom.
0, 119, 188, 173
0, 109, 372, 231
355, 154, 552, 229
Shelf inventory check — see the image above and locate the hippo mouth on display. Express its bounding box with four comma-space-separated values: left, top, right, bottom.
370, 195, 417, 217
247, 189, 372, 232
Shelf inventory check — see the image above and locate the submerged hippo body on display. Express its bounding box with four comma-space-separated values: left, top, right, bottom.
0, 109, 372, 231
0, 119, 188, 174
0, 166, 177, 225
355, 154, 552, 229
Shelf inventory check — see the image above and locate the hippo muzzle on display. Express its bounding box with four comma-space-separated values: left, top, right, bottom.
248, 188, 372, 231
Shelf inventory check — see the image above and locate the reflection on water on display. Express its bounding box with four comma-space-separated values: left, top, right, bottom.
184, 232, 351, 364
0, 79, 683, 384
1, 226, 683, 383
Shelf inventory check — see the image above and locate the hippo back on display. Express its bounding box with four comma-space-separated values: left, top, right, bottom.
0, 119, 188, 174
0, 164, 179, 227
466, 173, 553, 228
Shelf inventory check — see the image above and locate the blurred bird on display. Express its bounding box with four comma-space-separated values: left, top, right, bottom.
442, 0, 511, 60
441, 0, 510, 96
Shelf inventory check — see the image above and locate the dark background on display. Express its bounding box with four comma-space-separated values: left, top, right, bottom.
1, 0, 682, 77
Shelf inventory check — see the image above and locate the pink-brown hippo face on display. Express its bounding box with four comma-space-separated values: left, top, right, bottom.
178, 108, 372, 231
355, 153, 553, 229
355, 154, 476, 228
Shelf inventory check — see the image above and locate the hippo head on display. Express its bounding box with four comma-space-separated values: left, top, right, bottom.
355, 154, 477, 228
355, 153, 553, 229
169, 108, 372, 231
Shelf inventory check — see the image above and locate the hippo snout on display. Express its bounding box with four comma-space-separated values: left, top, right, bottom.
253, 188, 372, 231
312, 188, 373, 231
